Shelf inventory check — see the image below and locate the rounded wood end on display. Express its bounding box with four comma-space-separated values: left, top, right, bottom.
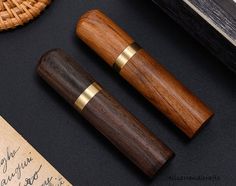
188, 110, 214, 138
76, 9, 134, 66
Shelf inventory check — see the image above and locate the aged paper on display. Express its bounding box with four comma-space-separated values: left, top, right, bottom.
0, 116, 72, 186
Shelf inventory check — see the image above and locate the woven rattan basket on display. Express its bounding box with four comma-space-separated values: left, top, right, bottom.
0, 0, 51, 31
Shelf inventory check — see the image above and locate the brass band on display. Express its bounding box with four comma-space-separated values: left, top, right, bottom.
74, 82, 102, 111
113, 42, 141, 72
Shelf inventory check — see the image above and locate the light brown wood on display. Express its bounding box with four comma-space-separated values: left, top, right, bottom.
0, 116, 72, 185
76, 9, 214, 138
77, 9, 134, 66
121, 49, 214, 138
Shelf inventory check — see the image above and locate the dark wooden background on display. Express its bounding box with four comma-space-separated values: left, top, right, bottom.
153, 0, 236, 73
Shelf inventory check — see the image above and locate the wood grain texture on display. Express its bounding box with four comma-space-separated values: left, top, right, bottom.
185, 0, 236, 45
82, 90, 174, 177
37, 49, 95, 106
121, 49, 213, 138
76, 9, 214, 138
152, 0, 236, 73
77, 9, 134, 66
37, 49, 174, 177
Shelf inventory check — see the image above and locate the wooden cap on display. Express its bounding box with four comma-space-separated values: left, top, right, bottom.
77, 9, 134, 67
37, 49, 97, 106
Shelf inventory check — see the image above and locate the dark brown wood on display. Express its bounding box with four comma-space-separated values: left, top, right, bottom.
76, 10, 214, 138
83, 90, 174, 177
152, 0, 236, 73
37, 49, 95, 105
37, 49, 174, 177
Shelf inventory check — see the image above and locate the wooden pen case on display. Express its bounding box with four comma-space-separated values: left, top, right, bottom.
37, 49, 174, 177
76, 9, 214, 138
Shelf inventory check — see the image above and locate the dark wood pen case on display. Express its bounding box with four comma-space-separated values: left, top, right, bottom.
37, 49, 174, 177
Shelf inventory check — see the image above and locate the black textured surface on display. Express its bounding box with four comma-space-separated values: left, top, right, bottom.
0, 0, 235, 185
152, 0, 236, 73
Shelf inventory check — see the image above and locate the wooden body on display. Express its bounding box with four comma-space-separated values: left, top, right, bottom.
122, 49, 213, 137
83, 90, 173, 177
76, 10, 214, 138
37, 49, 174, 177
153, 0, 236, 73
